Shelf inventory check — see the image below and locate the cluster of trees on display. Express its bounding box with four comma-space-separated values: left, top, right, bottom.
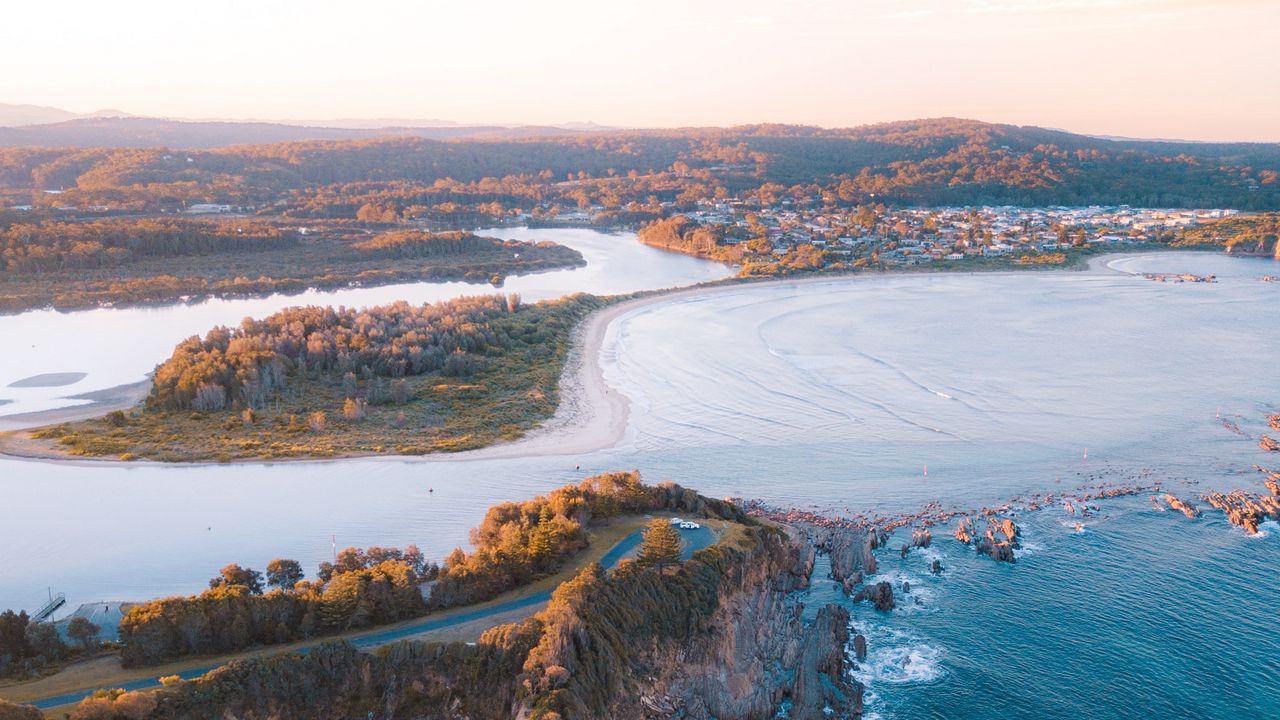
147, 294, 525, 412
0, 609, 69, 678
428, 471, 745, 608
0, 218, 293, 274
351, 230, 532, 259
118, 546, 432, 666
1176, 213, 1280, 258
637, 215, 741, 261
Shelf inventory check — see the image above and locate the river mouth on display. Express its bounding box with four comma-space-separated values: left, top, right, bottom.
0, 227, 734, 419
0, 249, 1276, 719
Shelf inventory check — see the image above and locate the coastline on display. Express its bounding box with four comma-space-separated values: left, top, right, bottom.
0, 251, 1148, 467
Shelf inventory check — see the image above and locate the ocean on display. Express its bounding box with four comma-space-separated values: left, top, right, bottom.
1, 239, 1276, 718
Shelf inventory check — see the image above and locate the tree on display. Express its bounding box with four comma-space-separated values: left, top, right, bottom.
636, 519, 682, 573
66, 617, 100, 650
265, 559, 304, 590
208, 564, 264, 594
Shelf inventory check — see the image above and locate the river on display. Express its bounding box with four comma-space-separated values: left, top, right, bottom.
1, 237, 1277, 719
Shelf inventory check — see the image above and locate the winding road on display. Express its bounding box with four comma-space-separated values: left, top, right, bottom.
15, 524, 715, 711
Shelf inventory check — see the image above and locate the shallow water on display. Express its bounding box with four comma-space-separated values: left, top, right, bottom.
0, 248, 1277, 718
0, 227, 732, 416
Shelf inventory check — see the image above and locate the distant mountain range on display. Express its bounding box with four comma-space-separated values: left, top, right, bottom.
0, 103, 618, 148
0, 103, 135, 127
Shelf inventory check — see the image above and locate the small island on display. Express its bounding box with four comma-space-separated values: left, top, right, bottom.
28, 293, 604, 461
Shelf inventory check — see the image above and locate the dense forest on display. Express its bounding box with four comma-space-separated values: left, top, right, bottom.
2, 119, 1278, 216
37, 293, 605, 460
0, 218, 291, 273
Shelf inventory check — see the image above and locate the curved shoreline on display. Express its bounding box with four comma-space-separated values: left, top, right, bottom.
0, 252, 1150, 468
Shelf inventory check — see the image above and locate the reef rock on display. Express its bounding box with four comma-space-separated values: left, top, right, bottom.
853, 581, 895, 611
1161, 494, 1201, 519
1202, 489, 1280, 535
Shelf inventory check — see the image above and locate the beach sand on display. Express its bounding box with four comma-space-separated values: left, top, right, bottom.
0, 253, 1140, 466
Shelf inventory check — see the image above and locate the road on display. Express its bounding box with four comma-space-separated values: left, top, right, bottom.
16, 523, 715, 711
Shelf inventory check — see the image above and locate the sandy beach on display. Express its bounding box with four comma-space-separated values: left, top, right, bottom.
0, 253, 1144, 466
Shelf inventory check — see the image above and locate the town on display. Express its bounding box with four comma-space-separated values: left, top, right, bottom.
637, 201, 1241, 269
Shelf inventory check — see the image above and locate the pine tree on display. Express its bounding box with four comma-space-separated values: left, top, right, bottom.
636, 518, 682, 573
527, 505, 558, 569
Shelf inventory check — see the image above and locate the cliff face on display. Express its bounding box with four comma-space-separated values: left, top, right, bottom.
605, 533, 859, 719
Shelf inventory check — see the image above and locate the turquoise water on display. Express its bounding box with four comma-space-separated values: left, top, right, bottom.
845, 498, 1280, 719
1, 246, 1277, 717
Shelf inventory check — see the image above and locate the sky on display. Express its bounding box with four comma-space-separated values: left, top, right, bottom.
3, 0, 1278, 141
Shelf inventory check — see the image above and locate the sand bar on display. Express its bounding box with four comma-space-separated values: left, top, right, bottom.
0, 253, 1146, 466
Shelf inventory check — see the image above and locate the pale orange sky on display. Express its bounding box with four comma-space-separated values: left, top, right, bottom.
4, 0, 1278, 141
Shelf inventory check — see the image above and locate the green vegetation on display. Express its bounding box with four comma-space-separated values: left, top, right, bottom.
3, 121, 1279, 218
1173, 213, 1280, 257
0, 697, 39, 720
100, 472, 744, 670
0, 219, 583, 313
635, 518, 682, 572
35, 293, 604, 461
0, 610, 74, 680
54, 479, 764, 720
119, 550, 431, 667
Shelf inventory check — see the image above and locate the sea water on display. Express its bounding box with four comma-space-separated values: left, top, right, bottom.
1, 248, 1277, 718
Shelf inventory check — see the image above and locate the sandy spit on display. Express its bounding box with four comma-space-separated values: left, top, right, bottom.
0, 253, 1139, 468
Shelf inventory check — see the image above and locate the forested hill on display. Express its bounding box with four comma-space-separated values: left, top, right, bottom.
1, 118, 1277, 210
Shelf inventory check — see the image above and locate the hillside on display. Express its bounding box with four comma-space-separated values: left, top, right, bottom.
0, 119, 1276, 210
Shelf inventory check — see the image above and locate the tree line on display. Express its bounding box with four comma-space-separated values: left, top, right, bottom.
0, 218, 292, 274
118, 546, 433, 667
113, 472, 743, 667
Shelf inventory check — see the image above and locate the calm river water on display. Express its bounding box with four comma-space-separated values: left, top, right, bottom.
1, 237, 1276, 719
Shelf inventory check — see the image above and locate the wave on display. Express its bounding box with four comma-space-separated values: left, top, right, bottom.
850, 625, 946, 687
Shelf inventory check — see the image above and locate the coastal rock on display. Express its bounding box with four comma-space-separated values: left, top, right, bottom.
1161, 494, 1201, 519
930, 559, 943, 575
1202, 489, 1280, 535
854, 633, 868, 661
853, 581, 895, 611
824, 527, 876, 592
789, 604, 858, 719
1260, 435, 1280, 453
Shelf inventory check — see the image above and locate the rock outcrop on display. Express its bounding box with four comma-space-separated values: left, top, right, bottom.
853, 581, 895, 611
818, 526, 876, 595
899, 527, 932, 558
956, 516, 1020, 563
1202, 489, 1280, 535
1161, 494, 1201, 519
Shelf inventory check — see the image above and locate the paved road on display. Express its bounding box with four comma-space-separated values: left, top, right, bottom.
20, 528, 657, 710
